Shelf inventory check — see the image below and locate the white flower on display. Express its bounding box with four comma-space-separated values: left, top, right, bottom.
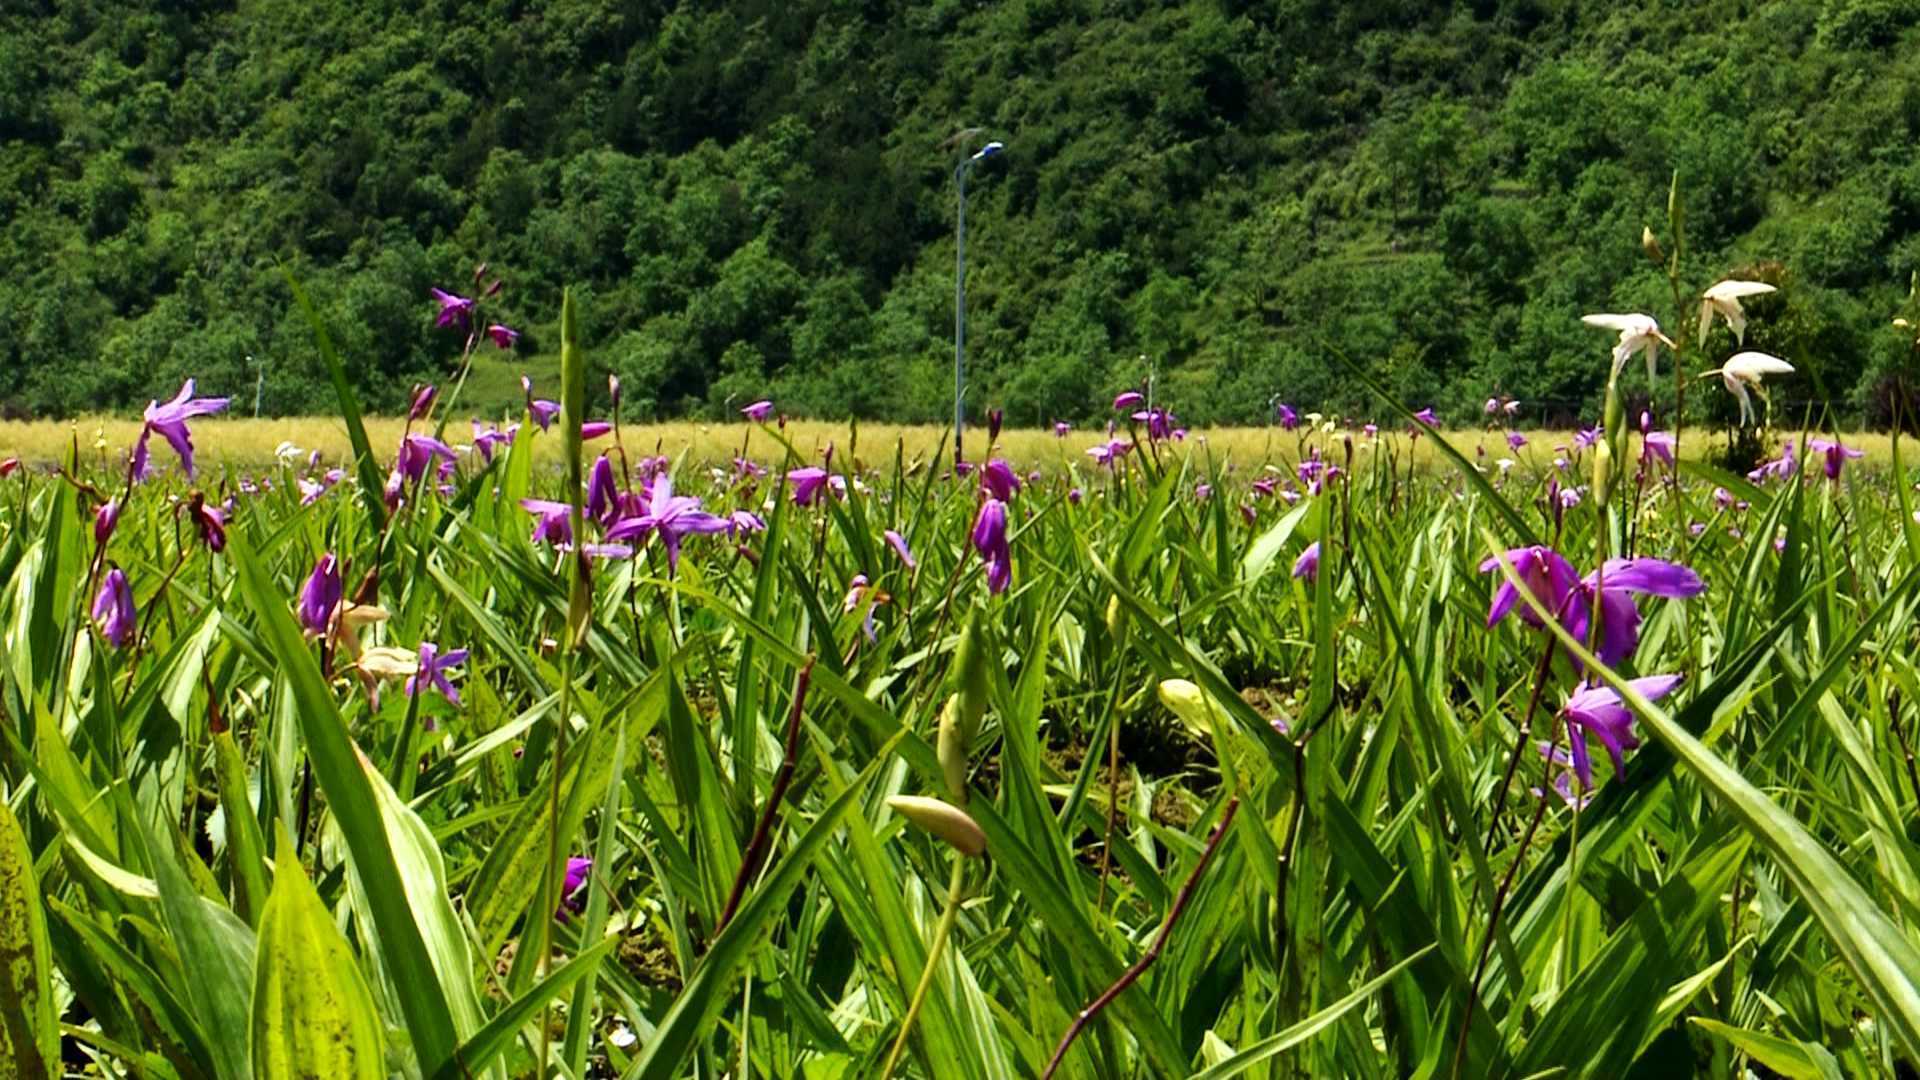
1582, 313, 1674, 381
1503, 400, 1521, 416
1698, 280, 1776, 347
274, 440, 304, 464
1700, 351, 1794, 427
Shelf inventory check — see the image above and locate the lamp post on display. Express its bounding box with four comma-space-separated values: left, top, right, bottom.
954, 140, 1003, 464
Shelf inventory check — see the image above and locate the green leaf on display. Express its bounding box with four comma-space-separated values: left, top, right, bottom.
227, 531, 460, 1073
0, 795, 58, 1079
1687, 1018, 1842, 1080
432, 936, 621, 1080
1187, 945, 1435, 1080
252, 834, 386, 1080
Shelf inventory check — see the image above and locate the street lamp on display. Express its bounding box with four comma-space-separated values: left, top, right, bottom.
954, 139, 1003, 464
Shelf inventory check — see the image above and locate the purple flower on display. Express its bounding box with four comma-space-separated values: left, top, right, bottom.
971, 498, 1012, 594
486, 324, 519, 350
1113, 391, 1145, 411
1808, 438, 1864, 480
1480, 546, 1583, 631
1642, 431, 1676, 467
788, 467, 830, 506
1086, 439, 1130, 468
587, 456, 618, 524
606, 473, 729, 571
727, 510, 766, 536
1068, 487, 1084, 505
521, 499, 574, 547
300, 469, 344, 506
396, 434, 456, 484
1506, 431, 1527, 451
408, 384, 438, 422
471, 421, 518, 463
843, 574, 883, 642
1131, 408, 1176, 441
1575, 558, 1705, 666
559, 856, 593, 918
431, 288, 474, 330
988, 408, 1004, 444
406, 642, 468, 704
1276, 403, 1298, 430
299, 554, 342, 636
1252, 477, 1277, 498
1484, 397, 1499, 415
1053, 421, 1072, 438
980, 458, 1021, 502
522, 376, 560, 431
135, 379, 230, 481
1195, 482, 1213, 501
1530, 743, 1594, 810
883, 528, 918, 569
1292, 541, 1321, 583
581, 421, 613, 441
94, 499, 120, 547
1572, 426, 1602, 452
1560, 675, 1683, 789
1412, 407, 1438, 427
93, 568, 135, 648
1713, 486, 1736, 510
736, 399, 774, 423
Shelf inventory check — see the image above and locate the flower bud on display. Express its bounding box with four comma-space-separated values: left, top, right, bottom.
952, 611, 990, 752
1105, 593, 1126, 646
1592, 436, 1614, 508
1641, 225, 1664, 266
887, 795, 987, 857
936, 695, 970, 802
1158, 679, 1224, 741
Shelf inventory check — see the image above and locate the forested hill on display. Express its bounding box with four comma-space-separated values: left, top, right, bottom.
5, 1, 1920, 425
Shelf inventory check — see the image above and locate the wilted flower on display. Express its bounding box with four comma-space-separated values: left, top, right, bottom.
486, 324, 519, 350
1698, 280, 1775, 346
93, 568, 135, 648
406, 642, 468, 703
1581, 313, 1674, 381
971, 498, 1011, 594
431, 288, 474, 330
1702, 351, 1794, 427
190, 498, 227, 552
299, 554, 342, 637
134, 379, 229, 481
1560, 675, 1682, 790
742, 400, 773, 422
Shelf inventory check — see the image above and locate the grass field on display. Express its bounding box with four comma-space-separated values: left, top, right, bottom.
0, 414, 1893, 473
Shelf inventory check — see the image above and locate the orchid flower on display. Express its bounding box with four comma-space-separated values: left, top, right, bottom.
884, 528, 917, 570
134, 379, 230, 481
971, 498, 1012, 594
93, 568, 136, 648
606, 473, 729, 571
788, 466, 830, 506
980, 459, 1021, 501
431, 288, 474, 330
1292, 541, 1321, 583
486, 324, 519, 350
1808, 437, 1864, 480
742, 400, 773, 422
299, 554, 342, 637
405, 642, 468, 703
1560, 675, 1683, 790
1701, 351, 1793, 427
520, 499, 574, 546
1581, 313, 1674, 381
1698, 280, 1775, 346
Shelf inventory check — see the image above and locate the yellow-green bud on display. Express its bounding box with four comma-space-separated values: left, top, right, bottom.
1105, 593, 1126, 646
953, 611, 990, 748
1592, 437, 1614, 508
887, 795, 987, 857
936, 695, 970, 803
1157, 679, 1223, 741
1641, 225, 1664, 266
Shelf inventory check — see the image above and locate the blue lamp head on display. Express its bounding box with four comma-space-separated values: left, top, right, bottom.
972, 141, 1005, 162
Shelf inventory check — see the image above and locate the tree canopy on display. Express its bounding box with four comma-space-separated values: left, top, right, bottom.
4, 0, 1920, 424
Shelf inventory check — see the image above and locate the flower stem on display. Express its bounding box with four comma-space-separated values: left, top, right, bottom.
877, 853, 968, 1080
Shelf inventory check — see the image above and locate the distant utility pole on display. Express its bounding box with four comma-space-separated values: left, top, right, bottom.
249, 355, 263, 417
953, 138, 1003, 464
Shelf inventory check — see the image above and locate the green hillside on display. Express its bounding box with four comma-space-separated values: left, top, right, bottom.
4, 0, 1920, 425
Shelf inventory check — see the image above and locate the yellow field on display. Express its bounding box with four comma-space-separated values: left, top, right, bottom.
0, 415, 1895, 473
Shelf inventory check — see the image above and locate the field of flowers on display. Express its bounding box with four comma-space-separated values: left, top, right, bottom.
6, 283, 1920, 1079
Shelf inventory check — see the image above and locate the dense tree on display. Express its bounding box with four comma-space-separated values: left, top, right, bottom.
2, 0, 1919, 424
